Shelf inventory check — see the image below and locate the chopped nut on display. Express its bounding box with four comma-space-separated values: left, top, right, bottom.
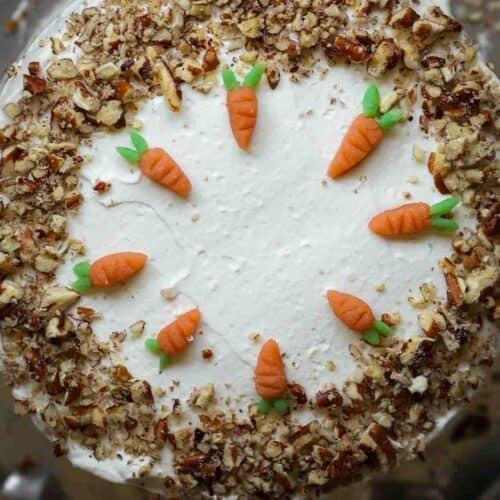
41, 287, 80, 310
202, 348, 213, 360
266, 66, 281, 90
93, 181, 111, 194
130, 380, 154, 405
445, 273, 465, 306
34, 253, 59, 273
368, 39, 401, 78
238, 17, 263, 39
45, 315, 71, 338
0, 280, 23, 308
316, 387, 343, 408
413, 145, 426, 163
130, 320, 146, 338
154, 62, 182, 112
202, 48, 220, 72
324, 35, 371, 64
23, 75, 46, 95
308, 470, 328, 486
409, 375, 429, 394
464, 267, 498, 304
390, 8, 420, 29
47, 58, 78, 80
96, 62, 120, 80
50, 37, 66, 55
73, 87, 100, 113
96, 100, 123, 127
189, 383, 215, 410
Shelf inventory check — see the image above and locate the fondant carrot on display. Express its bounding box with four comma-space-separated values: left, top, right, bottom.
72, 252, 148, 293
255, 339, 288, 414
327, 290, 394, 346
145, 308, 201, 372
223, 63, 264, 150
369, 197, 460, 237
117, 131, 192, 197
328, 85, 404, 179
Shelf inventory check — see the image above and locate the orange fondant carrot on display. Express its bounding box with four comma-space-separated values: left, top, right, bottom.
328, 85, 404, 179
157, 308, 201, 356
327, 290, 394, 346
369, 197, 460, 237
72, 252, 148, 292
255, 339, 288, 414
329, 115, 383, 179
139, 148, 191, 197
223, 64, 264, 150
117, 132, 192, 197
146, 308, 202, 372
327, 291, 375, 332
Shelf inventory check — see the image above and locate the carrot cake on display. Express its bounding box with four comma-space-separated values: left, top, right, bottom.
0, 0, 498, 497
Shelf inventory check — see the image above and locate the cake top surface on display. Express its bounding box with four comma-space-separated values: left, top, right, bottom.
0, 0, 498, 496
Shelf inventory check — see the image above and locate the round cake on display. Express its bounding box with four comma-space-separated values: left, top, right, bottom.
0, 0, 498, 496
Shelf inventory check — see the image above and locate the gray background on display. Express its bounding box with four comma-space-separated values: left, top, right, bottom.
0, 1, 499, 499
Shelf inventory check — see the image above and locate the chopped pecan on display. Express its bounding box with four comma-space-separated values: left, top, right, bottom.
24, 348, 44, 381
326, 451, 362, 481
390, 8, 420, 29
316, 387, 343, 408
28, 61, 41, 76
47, 58, 78, 80
446, 273, 465, 306
202, 48, 220, 72
201, 348, 213, 360
368, 39, 401, 78
368, 423, 396, 464
23, 74, 46, 95
266, 66, 281, 90
93, 181, 111, 194
288, 383, 307, 405
323, 35, 371, 64
155, 418, 169, 443
482, 203, 500, 237
154, 62, 182, 112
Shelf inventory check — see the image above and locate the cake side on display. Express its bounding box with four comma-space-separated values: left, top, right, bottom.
0, 0, 498, 496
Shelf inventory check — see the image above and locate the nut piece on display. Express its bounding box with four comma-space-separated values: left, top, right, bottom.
96, 62, 120, 80
464, 267, 498, 304
41, 287, 80, 310
202, 48, 220, 72
24, 75, 46, 95
73, 87, 100, 113
174, 59, 203, 83
324, 35, 371, 63
367, 39, 401, 78
129, 320, 146, 338
48, 58, 78, 80
445, 273, 465, 306
34, 253, 59, 273
266, 66, 281, 90
96, 100, 123, 127
418, 310, 446, 338
316, 387, 343, 408
409, 375, 429, 394
130, 380, 154, 405
390, 7, 420, 29
189, 383, 215, 409
154, 62, 182, 112
45, 316, 73, 339
0, 280, 23, 308
238, 17, 263, 39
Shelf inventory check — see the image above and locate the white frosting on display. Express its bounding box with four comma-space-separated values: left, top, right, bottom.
1, 0, 485, 488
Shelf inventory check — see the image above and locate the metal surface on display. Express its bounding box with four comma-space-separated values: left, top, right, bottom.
0, 1, 499, 499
